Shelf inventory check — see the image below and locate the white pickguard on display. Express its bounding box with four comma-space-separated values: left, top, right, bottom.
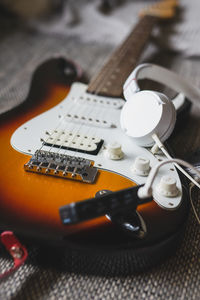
11, 82, 183, 210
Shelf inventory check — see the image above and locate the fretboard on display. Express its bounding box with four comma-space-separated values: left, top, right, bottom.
87, 15, 157, 98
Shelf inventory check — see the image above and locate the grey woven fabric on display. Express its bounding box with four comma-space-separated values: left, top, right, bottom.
0, 196, 200, 300
1, 3, 200, 300
0, 13, 112, 115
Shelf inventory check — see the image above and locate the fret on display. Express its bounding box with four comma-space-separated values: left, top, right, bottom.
87, 16, 157, 98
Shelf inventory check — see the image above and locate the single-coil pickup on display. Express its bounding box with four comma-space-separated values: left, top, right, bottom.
64, 113, 115, 128
71, 94, 124, 110
41, 130, 104, 155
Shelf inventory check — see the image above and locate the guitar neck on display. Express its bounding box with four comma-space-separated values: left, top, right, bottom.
87, 15, 157, 98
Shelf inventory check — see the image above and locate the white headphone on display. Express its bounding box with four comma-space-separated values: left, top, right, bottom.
121, 63, 200, 147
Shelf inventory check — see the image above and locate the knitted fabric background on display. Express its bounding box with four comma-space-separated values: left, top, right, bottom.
0, 1, 200, 299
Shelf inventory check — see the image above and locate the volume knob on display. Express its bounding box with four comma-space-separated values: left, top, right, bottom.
105, 142, 124, 160
156, 175, 179, 197
132, 156, 150, 176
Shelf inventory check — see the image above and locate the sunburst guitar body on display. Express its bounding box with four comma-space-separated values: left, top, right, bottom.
0, 1, 189, 273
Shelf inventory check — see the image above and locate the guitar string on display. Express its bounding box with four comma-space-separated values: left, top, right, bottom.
39, 32, 136, 155
39, 52, 139, 159
67, 16, 158, 166
59, 101, 94, 156
51, 20, 153, 170
80, 16, 157, 148
39, 10, 161, 154
66, 103, 98, 159
38, 16, 154, 160
68, 19, 148, 149
43, 99, 86, 154
43, 87, 113, 171
58, 99, 89, 154
45, 95, 96, 160
48, 108, 77, 153
39, 99, 79, 152
92, 16, 145, 94
91, 16, 149, 96
91, 31, 136, 96
69, 103, 101, 163
66, 31, 136, 156
69, 19, 150, 154
56, 98, 100, 160
72, 101, 106, 159
38, 34, 142, 161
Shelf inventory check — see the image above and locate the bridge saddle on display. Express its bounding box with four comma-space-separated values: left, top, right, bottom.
24, 150, 98, 183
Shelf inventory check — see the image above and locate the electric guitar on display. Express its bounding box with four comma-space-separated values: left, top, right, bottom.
0, 0, 188, 272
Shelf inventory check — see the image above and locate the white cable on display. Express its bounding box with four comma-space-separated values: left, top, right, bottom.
137, 133, 200, 226
152, 133, 200, 189
189, 183, 200, 225
138, 158, 200, 199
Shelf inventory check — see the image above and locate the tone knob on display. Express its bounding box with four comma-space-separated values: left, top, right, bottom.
105, 142, 124, 160
132, 156, 150, 176
156, 175, 179, 197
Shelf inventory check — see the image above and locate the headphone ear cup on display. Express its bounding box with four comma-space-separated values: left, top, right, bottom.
120, 90, 176, 147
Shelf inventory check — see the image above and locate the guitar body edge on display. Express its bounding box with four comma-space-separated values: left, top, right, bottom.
0, 58, 189, 273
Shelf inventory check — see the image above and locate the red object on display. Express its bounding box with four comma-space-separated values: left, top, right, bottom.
0, 231, 28, 280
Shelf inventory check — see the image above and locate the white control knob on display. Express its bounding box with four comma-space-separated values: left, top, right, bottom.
105, 142, 124, 160
156, 175, 179, 197
132, 156, 150, 176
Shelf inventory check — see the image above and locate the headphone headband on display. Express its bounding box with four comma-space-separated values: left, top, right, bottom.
123, 63, 200, 109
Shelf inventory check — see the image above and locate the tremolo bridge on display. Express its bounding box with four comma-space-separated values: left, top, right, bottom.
24, 150, 98, 183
